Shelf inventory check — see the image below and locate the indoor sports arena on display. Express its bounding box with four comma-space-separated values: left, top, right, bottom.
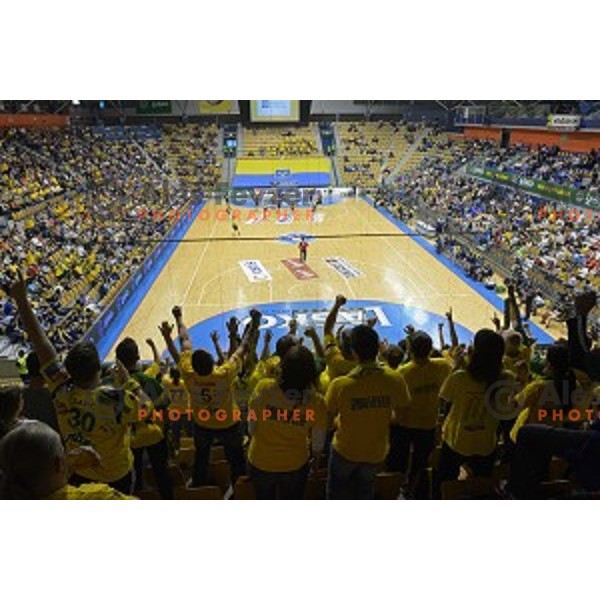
1, 99, 600, 501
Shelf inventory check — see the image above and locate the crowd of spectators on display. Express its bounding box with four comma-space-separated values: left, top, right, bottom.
243, 126, 319, 158
1, 286, 599, 501
0, 124, 221, 356
381, 140, 600, 336
480, 144, 600, 191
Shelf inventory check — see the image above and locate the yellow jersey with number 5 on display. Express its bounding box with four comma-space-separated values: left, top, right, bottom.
178, 350, 240, 429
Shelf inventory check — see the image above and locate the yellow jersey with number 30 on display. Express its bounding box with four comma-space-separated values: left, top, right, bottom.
42, 360, 142, 483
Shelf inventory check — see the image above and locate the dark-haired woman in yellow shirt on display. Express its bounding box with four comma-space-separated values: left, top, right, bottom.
434, 329, 516, 499
248, 346, 326, 499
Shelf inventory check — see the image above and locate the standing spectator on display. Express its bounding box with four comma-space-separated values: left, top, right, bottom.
434, 329, 515, 498
7, 271, 149, 495
390, 331, 452, 498
247, 346, 327, 499
325, 325, 412, 499
160, 305, 261, 488
163, 367, 192, 450
21, 352, 59, 433
15, 349, 28, 384
0, 385, 27, 440
115, 337, 173, 500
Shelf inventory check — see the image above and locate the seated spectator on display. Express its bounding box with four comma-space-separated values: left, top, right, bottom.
0, 421, 135, 500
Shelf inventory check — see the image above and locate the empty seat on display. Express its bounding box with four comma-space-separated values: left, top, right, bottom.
233, 476, 257, 500
174, 486, 222, 500
374, 472, 404, 500
441, 477, 500, 500
208, 460, 231, 492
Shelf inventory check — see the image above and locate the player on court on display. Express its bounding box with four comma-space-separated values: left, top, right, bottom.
299, 236, 309, 262
232, 218, 240, 237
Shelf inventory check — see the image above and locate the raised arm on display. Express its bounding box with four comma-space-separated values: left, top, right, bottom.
446, 308, 459, 349
159, 321, 180, 364
491, 313, 502, 333
260, 329, 273, 362
230, 309, 262, 364
304, 326, 324, 359
145, 338, 160, 364
324, 295, 346, 338
210, 330, 227, 364
8, 271, 57, 367
226, 316, 241, 357
437, 322, 446, 350
171, 306, 192, 353
569, 291, 597, 374
507, 285, 523, 331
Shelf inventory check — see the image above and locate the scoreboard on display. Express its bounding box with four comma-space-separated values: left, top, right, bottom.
250, 100, 300, 123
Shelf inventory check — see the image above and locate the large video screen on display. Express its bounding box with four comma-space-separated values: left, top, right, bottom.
250, 100, 300, 122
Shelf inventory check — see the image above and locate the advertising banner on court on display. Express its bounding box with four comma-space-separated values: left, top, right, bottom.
281, 259, 319, 280
324, 257, 362, 279
466, 165, 600, 210
239, 260, 272, 282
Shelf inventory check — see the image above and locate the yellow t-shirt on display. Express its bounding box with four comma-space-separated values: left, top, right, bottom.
324, 333, 356, 381
510, 377, 592, 441
325, 362, 412, 464
162, 377, 191, 411
143, 362, 162, 379
247, 356, 281, 391
440, 369, 516, 457
396, 358, 452, 429
42, 360, 143, 483
179, 350, 240, 429
248, 379, 327, 472
47, 483, 137, 500
503, 346, 531, 385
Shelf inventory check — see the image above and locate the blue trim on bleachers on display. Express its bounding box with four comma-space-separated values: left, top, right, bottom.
93, 199, 205, 360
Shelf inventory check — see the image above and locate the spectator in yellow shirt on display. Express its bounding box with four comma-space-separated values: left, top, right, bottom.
325, 325, 412, 499
435, 329, 515, 498
248, 346, 327, 499
321, 295, 357, 391
163, 366, 192, 449
160, 305, 261, 488
8, 271, 148, 495
391, 331, 452, 498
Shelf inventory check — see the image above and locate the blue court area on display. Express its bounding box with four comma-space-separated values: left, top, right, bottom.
163, 300, 474, 358
232, 172, 331, 187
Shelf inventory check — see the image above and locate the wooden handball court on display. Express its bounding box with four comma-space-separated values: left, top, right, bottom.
107, 195, 556, 360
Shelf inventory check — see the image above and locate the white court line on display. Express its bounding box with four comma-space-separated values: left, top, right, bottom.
181, 202, 221, 304
348, 200, 438, 293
